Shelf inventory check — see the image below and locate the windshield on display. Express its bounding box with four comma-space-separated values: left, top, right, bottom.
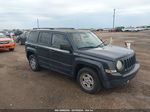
0, 33, 5, 38
70, 32, 104, 49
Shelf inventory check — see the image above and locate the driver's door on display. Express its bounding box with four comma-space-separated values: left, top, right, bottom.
49, 33, 74, 76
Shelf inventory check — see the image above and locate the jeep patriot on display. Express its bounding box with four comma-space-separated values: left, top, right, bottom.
25, 28, 140, 94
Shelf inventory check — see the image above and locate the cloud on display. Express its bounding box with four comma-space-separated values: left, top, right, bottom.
118, 5, 150, 15
0, 0, 150, 29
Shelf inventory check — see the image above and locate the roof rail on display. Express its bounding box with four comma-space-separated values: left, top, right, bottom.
33, 28, 55, 30
33, 28, 75, 30
55, 28, 75, 29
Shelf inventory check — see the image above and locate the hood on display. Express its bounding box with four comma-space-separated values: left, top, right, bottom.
0, 38, 12, 41
78, 45, 134, 61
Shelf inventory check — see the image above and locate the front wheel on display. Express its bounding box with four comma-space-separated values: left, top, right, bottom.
29, 55, 40, 71
77, 67, 102, 94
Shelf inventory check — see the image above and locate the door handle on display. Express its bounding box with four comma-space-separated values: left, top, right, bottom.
49, 49, 55, 52
51, 50, 55, 52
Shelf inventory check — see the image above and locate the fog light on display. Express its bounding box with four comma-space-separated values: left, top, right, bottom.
105, 69, 117, 73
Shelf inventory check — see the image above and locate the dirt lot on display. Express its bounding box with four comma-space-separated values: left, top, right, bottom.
0, 31, 150, 109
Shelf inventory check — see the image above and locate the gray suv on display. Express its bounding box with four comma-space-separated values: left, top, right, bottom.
25, 28, 140, 94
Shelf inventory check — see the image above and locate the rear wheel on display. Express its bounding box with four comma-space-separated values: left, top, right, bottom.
29, 55, 40, 71
77, 67, 102, 94
9, 48, 14, 51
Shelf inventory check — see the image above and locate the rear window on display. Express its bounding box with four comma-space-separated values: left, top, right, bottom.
27, 31, 39, 43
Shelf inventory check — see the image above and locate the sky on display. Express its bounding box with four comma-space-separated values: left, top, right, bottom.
0, 0, 150, 29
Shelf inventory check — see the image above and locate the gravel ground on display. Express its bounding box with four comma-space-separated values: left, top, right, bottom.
0, 31, 149, 109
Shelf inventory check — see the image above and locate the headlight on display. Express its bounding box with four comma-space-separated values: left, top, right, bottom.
116, 60, 123, 70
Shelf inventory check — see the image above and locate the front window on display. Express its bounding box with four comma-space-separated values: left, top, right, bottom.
52, 33, 69, 49
70, 32, 104, 49
0, 33, 5, 38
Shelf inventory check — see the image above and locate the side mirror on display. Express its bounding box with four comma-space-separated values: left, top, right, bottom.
60, 44, 72, 52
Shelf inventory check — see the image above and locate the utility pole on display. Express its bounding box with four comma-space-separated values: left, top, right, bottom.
37, 18, 39, 28
113, 9, 116, 29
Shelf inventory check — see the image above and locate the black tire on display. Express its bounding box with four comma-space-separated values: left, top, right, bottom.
29, 54, 40, 71
9, 48, 14, 51
77, 67, 102, 94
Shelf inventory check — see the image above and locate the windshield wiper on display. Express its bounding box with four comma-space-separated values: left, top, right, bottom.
94, 43, 104, 48
78, 43, 105, 49
78, 46, 96, 49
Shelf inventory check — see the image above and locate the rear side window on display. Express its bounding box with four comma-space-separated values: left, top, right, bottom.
38, 32, 51, 45
27, 31, 39, 43
52, 33, 69, 49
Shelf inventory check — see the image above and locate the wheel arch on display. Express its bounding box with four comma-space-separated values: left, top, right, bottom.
74, 63, 100, 78
26, 51, 35, 60
26, 46, 37, 59
73, 58, 108, 88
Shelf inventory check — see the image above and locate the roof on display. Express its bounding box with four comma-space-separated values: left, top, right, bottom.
32, 28, 90, 33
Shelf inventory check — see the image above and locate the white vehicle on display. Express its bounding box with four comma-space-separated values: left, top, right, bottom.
122, 28, 139, 32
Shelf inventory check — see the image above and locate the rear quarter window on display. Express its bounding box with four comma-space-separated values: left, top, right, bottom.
38, 32, 51, 45
27, 31, 39, 43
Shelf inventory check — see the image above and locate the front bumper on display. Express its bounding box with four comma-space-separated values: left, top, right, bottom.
0, 43, 15, 50
103, 63, 140, 88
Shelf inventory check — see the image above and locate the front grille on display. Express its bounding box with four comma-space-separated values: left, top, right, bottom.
0, 46, 10, 48
121, 54, 136, 73
0, 41, 10, 44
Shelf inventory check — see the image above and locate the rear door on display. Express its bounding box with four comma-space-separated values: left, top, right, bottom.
49, 32, 74, 75
37, 31, 51, 68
